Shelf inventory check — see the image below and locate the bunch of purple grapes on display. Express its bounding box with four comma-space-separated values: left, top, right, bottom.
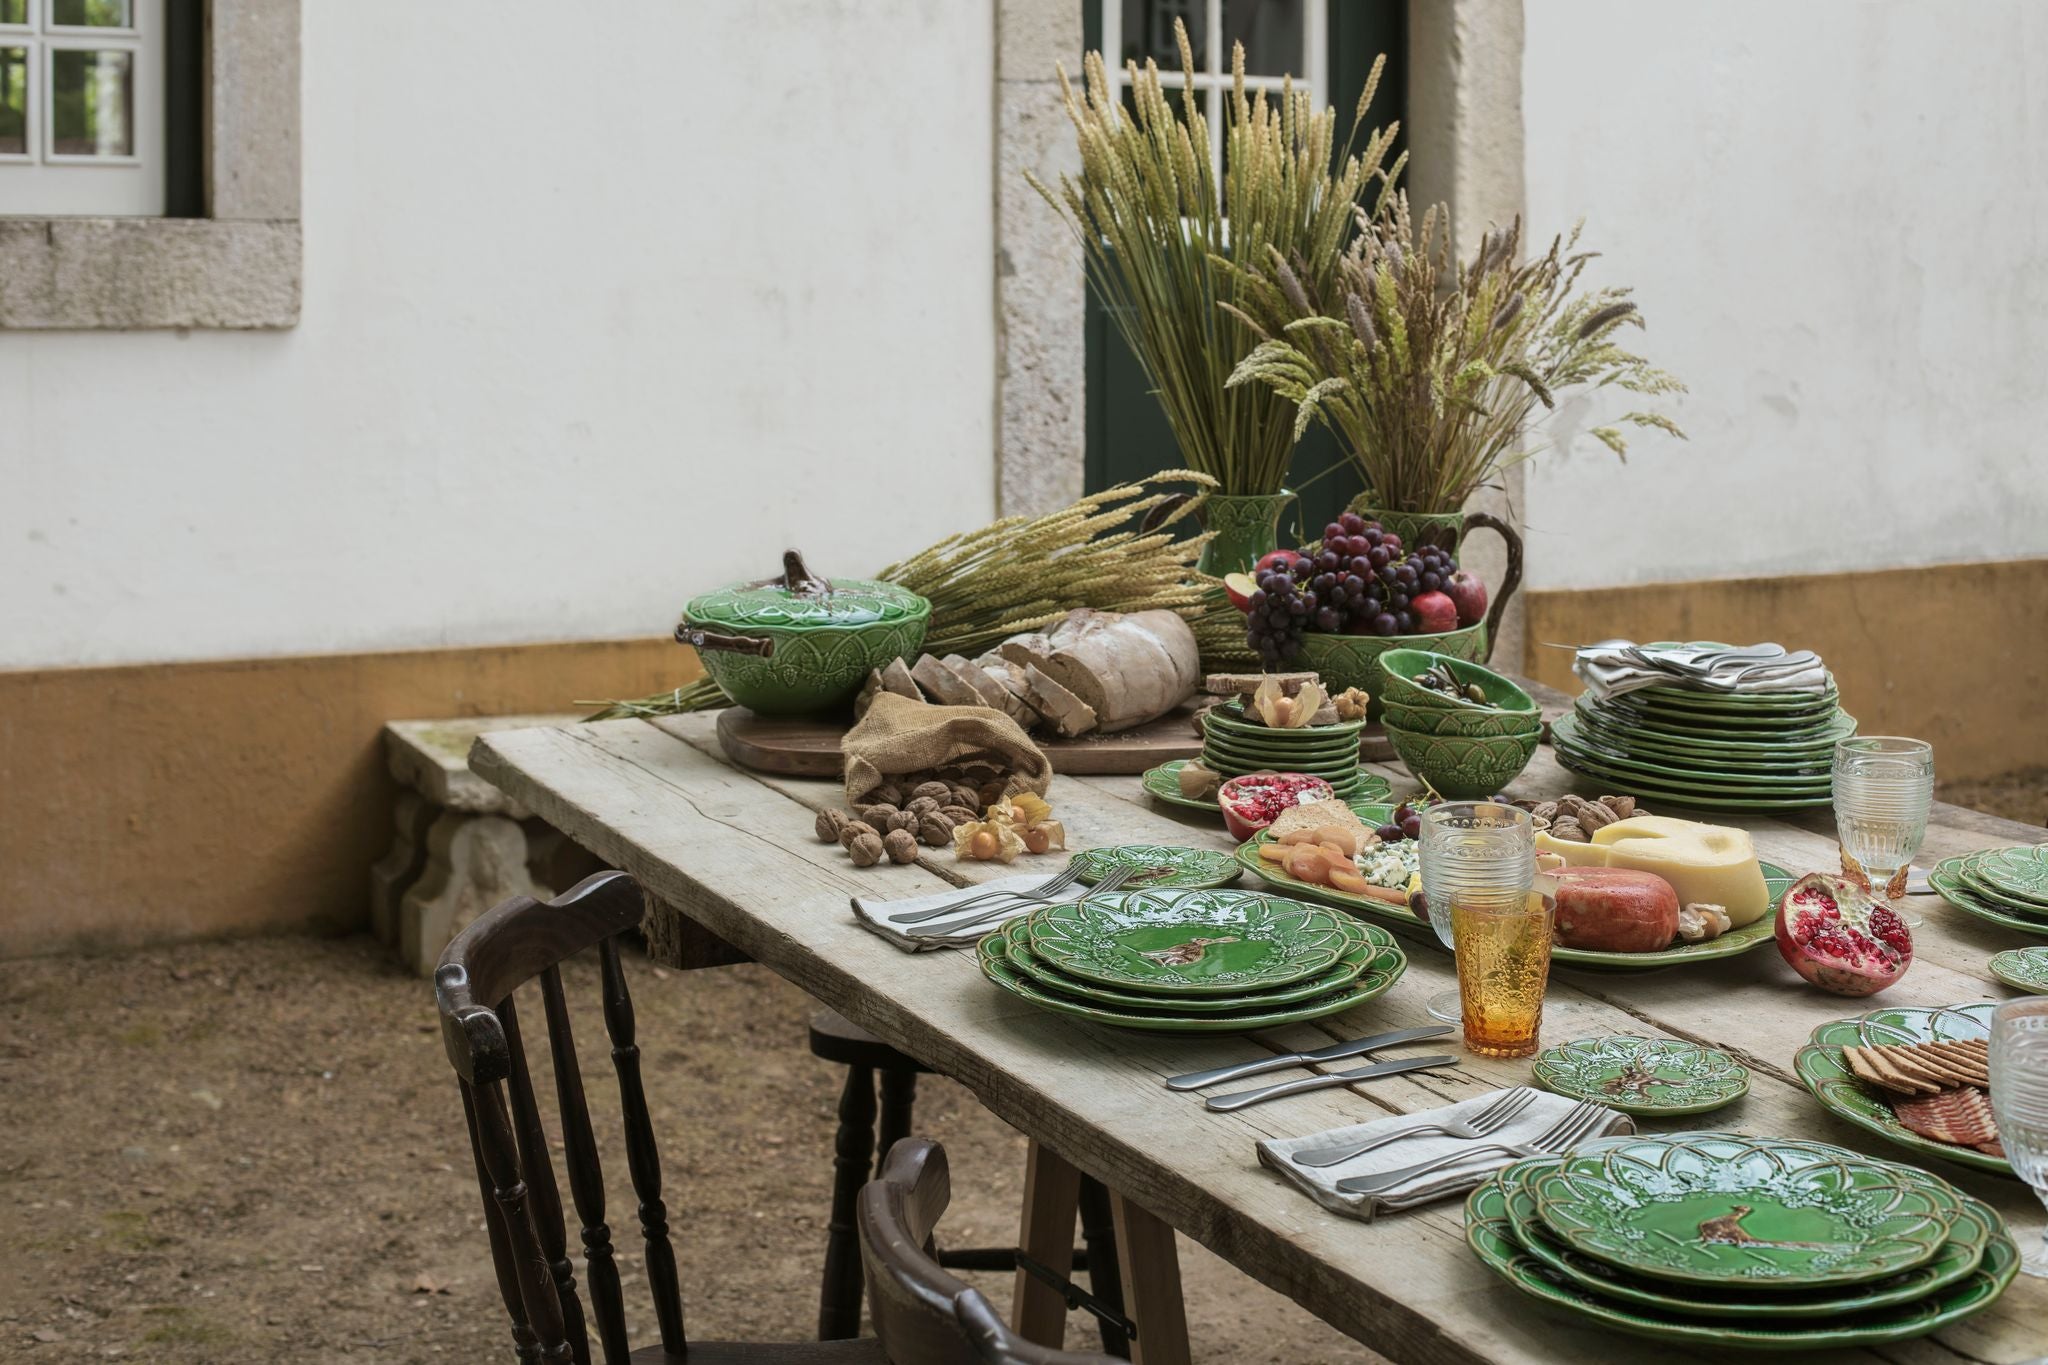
1244, 556, 1313, 663
1300, 513, 1463, 637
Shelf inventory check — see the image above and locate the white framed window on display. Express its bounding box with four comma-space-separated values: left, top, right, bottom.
1099, 0, 1327, 169
0, 0, 164, 216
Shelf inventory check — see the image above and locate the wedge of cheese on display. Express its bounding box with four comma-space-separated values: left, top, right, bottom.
1534, 815, 1771, 926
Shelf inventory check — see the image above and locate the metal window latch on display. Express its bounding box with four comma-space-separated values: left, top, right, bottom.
1013, 1249, 1139, 1341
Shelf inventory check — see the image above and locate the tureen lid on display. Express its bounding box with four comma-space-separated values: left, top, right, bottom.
683, 550, 927, 630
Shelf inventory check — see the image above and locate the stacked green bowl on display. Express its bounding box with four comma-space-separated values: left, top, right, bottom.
1376, 650, 1540, 799
1198, 699, 1372, 797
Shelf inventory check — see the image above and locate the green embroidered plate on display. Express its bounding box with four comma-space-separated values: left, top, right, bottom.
975, 933, 1405, 1034
1139, 760, 1391, 816
1989, 945, 2048, 992
1531, 1037, 1749, 1116
1976, 845, 2048, 902
1529, 1134, 1960, 1288
994, 917, 1381, 1012
1793, 1002, 2013, 1177
1067, 844, 1240, 890
1024, 889, 1352, 995
1497, 1157, 1992, 1319
1465, 1179, 2018, 1349
1927, 862, 2048, 938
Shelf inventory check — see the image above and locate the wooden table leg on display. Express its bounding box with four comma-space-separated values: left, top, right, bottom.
1109, 1191, 1191, 1365
1011, 1139, 1083, 1348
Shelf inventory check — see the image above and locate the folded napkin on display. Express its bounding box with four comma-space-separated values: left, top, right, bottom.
1256, 1087, 1633, 1220
1573, 641, 1830, 701
851, 873, 1053, 953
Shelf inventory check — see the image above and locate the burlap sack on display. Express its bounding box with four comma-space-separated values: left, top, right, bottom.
841, 692, 1052, 805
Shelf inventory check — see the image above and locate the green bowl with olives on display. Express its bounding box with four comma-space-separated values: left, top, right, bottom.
1374, 649, 1537, 717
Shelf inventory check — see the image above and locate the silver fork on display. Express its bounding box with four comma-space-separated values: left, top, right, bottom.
1333, 1101, 1610, 1195
892, 862, 1087, 925
1289, 1087, 1539, 1168
909, 865, 1133, 938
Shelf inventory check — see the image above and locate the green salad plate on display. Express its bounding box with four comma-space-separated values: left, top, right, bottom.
1927, 858, 2048, 937
995, 917, 1379, 1012
1792, 1001, 2012, 1177
1023, 888, 1354, 995
1201, 698, 1368, 742
1528, 1133, 1961, 1289
1566, 709, 1843, 769
1465, 1177, 2018, 1350
1956, 850, 2048, 913
1139, 759, 1391, 815
1552, 717, 1834, 792
1975, 844, 2048, 902
1498, 1157, 1995, 1319
1571, 699, 1856, 754
1067, 844, 1239, 890
1989, 945, 2048, 992
1530, 1036, 1749, 1116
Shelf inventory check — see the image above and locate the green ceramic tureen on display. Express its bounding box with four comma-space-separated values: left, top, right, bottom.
679, 550, 929, 715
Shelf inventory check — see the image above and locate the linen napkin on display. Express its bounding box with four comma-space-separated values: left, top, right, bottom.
850, 873, 1053, 953
1255, 1087, 1633, 1220
1573, 641, 1830, 701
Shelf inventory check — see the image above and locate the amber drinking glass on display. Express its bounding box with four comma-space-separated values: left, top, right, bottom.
1450, 894, 1554, 1058
1420, 802, 1535, 1023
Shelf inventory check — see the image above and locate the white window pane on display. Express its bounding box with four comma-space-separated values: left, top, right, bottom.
0, 45, 25, 153
1223, 0, 1307, 78
48, 0, 128, 28
49, 46, 129, 155
1121, 0, 1205, 71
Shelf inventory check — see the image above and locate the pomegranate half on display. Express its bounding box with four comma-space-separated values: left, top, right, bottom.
1774, 872, 1913, 996
1217, 772, 1337, 842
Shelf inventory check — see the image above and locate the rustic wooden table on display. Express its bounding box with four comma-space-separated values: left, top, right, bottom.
470, 686, 2048, 1365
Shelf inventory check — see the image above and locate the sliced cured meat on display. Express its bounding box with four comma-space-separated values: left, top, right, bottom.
1892, 1086, 1999, 1148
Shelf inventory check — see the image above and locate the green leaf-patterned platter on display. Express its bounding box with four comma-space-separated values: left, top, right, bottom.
1024, 889, 1353, 995
1067, 844, 1240, 890
994, 917, 1381, 1012
1989, 945, 2048, 992
1792, 1001, 2012, 1177
1529, 1133, 1961, 1288
1497, 1156, 1992, 1319
1926, 861, 2048, 938
1975, 844, 2048, 902
1953, 849, 2048, 913
1464, 1177, 2018, 1350
1550, 745, 1837, 812
1551, 717, 1835, 790
1138, 760, 1391, 816
1531, 1036, 1749, 1116
974, 932, 1404, 1034
1570, 699, 1856, 758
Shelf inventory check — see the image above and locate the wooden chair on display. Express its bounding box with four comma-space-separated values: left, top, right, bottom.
860, 1137, 1123, 1365
434, 870, 885, 1363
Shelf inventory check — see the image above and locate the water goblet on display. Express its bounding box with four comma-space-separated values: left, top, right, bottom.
1419, 802, 1534, 1024
1833, 736, 1934, 926
1990, 997, 2048, 1278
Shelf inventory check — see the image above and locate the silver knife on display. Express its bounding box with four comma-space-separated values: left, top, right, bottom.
1163, 1024, 1455, 1092
1204, 1054, 1458, 1112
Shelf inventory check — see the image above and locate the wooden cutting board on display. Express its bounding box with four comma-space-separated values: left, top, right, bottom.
716, 704, 1392, 777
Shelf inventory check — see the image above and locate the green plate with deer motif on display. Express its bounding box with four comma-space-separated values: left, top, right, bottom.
1989, 946, 2048, 992
1465, 1176, 2018, 1350
1138, 760, 1392, 816
1023, 888, 1352, 995
1531, 1037, 1749, 1116
1498, 1156, 1993, 1320
1067, 844, 1240, 890
1530, 1133, 1961, 1288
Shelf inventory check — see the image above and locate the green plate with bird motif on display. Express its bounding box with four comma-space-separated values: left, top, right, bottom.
1989, 945, 2048, 992
1529, 1133, 1961, 1288
1067, 844, 1240, 890
1498, 1156, 1993, 1319
1465, 1176, 2017, 1350
1531, 1036, 1749, 1116
1024, 888, 1352, 995
1139, 759, 1391, 815
996, 916, 1382, 1012
1927, 861, 2048, 938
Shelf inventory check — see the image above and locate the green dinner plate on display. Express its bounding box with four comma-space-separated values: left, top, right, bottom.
1199, 730, 1363, 762
995, 917, 1381, 1012
1464, 1178, 2018, 1351
1530, 1036, 1749, 1116
1568, 704, 1848, 766
1586, 694, 1851, 737
1957, 849, 2048, 912
1201, 703, 1367, 743
1139, 760, 1392, 815
1976, 845, 2048, 902
1498, 1157, 1992, 1319
1989, 945, 2048, 992
1552, 717, 1836, 790
1199, 745, 1365, 781
976, 932, 1405, 1033
1024, 888, 1354, 995
1067, 844, 1240, 890
1928, 861, 2048, 937
1792, 1001, 2014, 1178
1529, 1133, 1960, 1288
1550, 747, 1836, 812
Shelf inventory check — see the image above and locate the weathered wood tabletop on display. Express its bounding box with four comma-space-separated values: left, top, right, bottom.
471, 686, 2048, 1365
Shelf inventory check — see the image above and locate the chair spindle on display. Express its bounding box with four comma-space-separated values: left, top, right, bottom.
539, 964, 632, 1365
500, 993, 591, 1365
598, 935, 686, 1355
472, 1076, 575, 1363
461, 1080, 545, 1365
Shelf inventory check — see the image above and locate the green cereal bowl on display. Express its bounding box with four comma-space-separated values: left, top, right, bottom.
1381, 699, 1543, 739
1296, 628, 1489, 720
1374, 649, 1538, 716
1384, 721, 1538, 800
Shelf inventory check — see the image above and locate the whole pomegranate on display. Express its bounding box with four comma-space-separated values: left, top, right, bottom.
1774, 872, 1912, 996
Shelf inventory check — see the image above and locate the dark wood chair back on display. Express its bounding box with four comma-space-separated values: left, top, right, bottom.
435, 870, 685, 1364
859, 1139, 1119, 1365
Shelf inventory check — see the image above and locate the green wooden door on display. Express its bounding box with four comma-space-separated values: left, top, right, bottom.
1081, 0, 1405, 545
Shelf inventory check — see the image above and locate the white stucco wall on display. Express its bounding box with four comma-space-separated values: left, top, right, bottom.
0, 0, 996, 670
1520, 0, 2048, 590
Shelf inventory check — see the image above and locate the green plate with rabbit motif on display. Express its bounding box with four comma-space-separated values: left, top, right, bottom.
1024, 889, 1351, 995
1066, 844, 1240, 890
1530, 1036, 1749, 1116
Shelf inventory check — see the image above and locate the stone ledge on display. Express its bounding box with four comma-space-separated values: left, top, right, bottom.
0, 218, 301, 329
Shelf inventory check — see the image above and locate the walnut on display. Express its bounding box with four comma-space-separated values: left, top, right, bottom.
918, 813, 956, 847
883, 829, 919, 864
846, 831, 885, 867
906, 796, 942, 818
839, 820, 879, 851
857, 803, 899, 827
1548, 818, 1588, 843
815, 808, 850, 843
869, 783, 904, 807
976, 780, 1007, 808
911, 781, 953, 805
1600, 794, 1637, 820
885, 809, 920, 834
1529, 800, 1559, 823
1574, 801, 1616, 833
939, 804, 979, 827
946, 783, 979, 809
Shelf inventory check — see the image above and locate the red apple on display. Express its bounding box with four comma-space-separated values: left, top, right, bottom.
1252, 549, 1300, 577
1411, 590, 1458, 634
1223, 572, 1258, 612
1445, 569, 1488, 627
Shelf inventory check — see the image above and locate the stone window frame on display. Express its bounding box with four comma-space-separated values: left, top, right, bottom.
0, 0, 299, 329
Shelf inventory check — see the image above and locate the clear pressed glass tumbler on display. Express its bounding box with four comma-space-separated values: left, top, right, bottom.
1419, 802, 1535, 1024
1990, 997, 2048, 1278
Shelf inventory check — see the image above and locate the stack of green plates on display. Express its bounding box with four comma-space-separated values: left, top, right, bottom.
1552, 669, 1854, 812
974, 887, 1404, 1033
1199, 699, 1378, 798
1928, 847, 2048, 937
1464, 1132, 2019, 1349
1140, 759, 1391, 816
1793, 1001, 2013, 1176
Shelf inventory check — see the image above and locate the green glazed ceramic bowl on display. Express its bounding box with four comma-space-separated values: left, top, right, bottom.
1383, 720, 1537, 799
1380, 699, 1543, 739
1374, 649, 1538, 715
1296, 627, 1489, 720
681, 554, 929, 716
